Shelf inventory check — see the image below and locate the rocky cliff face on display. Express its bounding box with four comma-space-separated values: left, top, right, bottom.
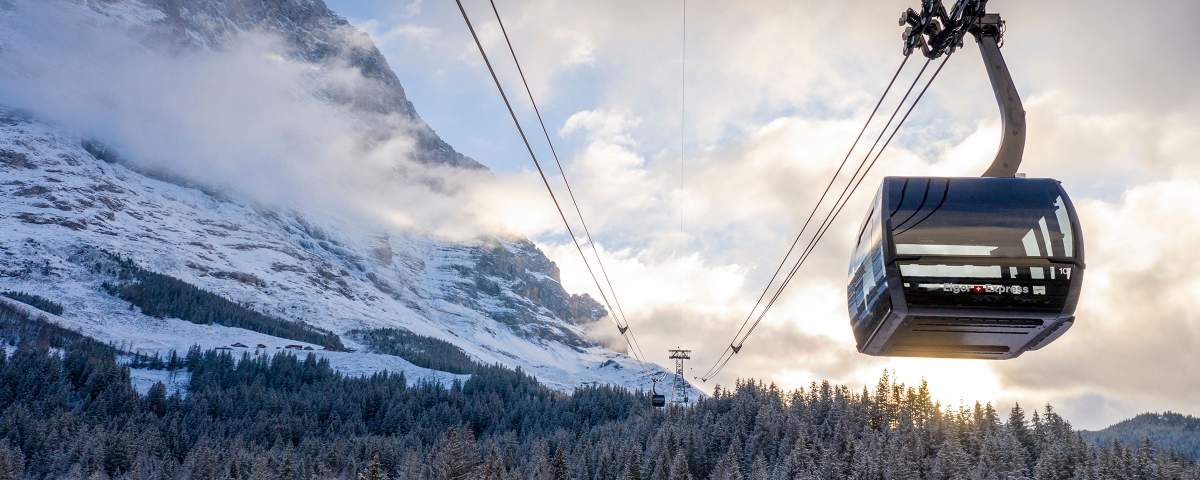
472, 239, 607, 328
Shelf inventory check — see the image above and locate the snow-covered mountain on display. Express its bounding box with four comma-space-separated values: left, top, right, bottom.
0, 0, 692, 396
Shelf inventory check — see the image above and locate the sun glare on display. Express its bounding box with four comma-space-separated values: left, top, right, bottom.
878, 358, 1004, 407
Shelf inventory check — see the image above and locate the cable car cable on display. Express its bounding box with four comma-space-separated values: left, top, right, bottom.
703, 54, 951, 381
739, 57, 939, 340
455, 0, 644, 362
739, 55, 950, 352
487, 0, 644, 362
741, 56, 950, 344
486, 0, 648, 362
697, 55, 912, 382
679, 0, 687, 332
698, 55, 916, 381
627, 329, 648, 366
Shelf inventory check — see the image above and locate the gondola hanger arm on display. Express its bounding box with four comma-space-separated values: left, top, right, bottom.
901, 0, 1024, 177
973, 13, 1024, 177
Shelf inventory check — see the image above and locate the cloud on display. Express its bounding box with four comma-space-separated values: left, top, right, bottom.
360, 21, 439, 50
992, 180, 1200, 420
398, 0, 425, 19
561, 109, 640, 144
476, 0, 1200, 430
0, 0, 541, 242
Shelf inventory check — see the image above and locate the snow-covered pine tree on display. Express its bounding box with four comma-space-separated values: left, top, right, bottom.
358, 455, 389, 480
931, 433, 970, 480
550, 448, 569, 480
622, 445, 643, 480
431, 426, 481, 480
480, 447, 513, 480
709, 445, 742, 480
668, 449, 692, 480
0, 440, 25, 480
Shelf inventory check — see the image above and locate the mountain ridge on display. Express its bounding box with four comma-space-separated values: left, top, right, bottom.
1082, 411, 1200, 461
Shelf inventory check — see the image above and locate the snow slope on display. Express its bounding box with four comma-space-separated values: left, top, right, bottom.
0, 108, 680, 395
4, 293, 471, 394
128, 369, 190, 396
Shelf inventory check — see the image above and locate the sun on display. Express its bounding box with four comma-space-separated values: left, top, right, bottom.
878, 358, 1004, 407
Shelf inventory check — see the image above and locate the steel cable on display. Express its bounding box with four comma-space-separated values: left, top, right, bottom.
702, 54, 952, 381
698, 54, 913, 381
456, 0, 644, 361
486, 0, 647, 362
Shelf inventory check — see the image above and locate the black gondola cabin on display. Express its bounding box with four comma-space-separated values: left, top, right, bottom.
847, 177, 1084, 359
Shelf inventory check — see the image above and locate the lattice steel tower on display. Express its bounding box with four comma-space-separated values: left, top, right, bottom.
668, 349, 692, 404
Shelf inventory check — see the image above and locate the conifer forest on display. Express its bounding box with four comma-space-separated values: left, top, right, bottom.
0, 303, 1195, 480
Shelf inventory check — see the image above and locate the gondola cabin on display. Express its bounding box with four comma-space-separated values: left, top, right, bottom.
652, 394, 666, 407
847, 177, 1084, 359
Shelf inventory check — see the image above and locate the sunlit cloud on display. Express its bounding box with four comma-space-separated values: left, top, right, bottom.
390, 0, 1200, 430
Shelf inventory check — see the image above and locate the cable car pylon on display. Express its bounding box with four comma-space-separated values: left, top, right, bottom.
668, 349, 692, 404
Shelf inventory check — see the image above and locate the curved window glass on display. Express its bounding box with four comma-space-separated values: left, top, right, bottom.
847, 190, 890, 342
883, 177, 1080, 312
885, 177, 1078, 260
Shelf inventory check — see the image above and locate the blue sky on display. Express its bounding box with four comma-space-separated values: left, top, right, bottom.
328, 0, 609, 174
